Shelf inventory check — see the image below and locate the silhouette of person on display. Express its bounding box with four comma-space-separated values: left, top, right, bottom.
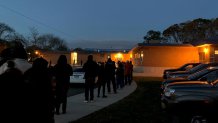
124, 60, 132, 85
105, 58, 117, 94
54, 55, 73, 114
0, 60, 26, 122
129, 61, 133, 83
24, 57, 55, 123
97, 62, 107, 98
116, 61, 124, 89
0, 41, 33, 122
83, 55, 98, 102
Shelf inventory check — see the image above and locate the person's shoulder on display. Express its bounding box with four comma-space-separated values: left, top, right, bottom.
67, 64, 72, 68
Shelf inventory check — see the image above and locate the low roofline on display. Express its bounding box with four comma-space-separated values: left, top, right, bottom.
137, 43, 194, 47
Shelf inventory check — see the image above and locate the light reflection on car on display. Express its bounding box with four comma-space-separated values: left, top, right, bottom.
70, 67, 98, 84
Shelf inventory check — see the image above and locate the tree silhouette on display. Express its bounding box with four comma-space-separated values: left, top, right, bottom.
144, 30, 163, 43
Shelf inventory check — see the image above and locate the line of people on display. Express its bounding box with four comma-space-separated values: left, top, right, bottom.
0, 41, 133, 123
83, 55, 133, 103
0, 41, 73, 123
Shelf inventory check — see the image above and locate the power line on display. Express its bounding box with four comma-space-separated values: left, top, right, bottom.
0, 4, 74, 39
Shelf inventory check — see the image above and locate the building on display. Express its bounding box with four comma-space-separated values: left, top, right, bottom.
32, 37, 218, 77
192, 36, 218, 63
130, 43, 199, 77
36, 48, 131, 66
71, 49, 131, 66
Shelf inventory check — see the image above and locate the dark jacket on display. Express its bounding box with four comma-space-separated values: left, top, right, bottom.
23, 58, 54, 123
83, 60, 98, 79
54, 63, 73, 98
105, 60, 116, 78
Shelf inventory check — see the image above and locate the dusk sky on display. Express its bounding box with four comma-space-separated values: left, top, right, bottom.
0, 0, 218, 49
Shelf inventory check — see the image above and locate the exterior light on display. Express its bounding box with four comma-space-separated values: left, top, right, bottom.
140, 51, 144, 58
130, 54, 132, 58
35, 51, 39, 55
115, 53, 123, 61
204, 48, 208, 53
117, 53, 122, 58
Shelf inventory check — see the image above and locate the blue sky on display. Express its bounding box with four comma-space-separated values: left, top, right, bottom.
0, 0, 218, 49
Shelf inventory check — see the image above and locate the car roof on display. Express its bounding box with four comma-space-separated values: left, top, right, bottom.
166, 80, 208, 87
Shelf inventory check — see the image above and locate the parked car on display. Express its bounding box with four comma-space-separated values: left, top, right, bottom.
161, 66, 218, 91
165, 62, 218, 79
70, 67, 98, 84
70, 67, 85, 84
163, 63, 200, 79
161, 76, 218, 122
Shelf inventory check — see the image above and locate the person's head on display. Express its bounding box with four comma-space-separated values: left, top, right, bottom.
107, 58, 112, 62
87, 55, 93, 61
13, 47, 28, 59
57, 55, 67, 65
118, 62, 123, 68
32, 57, 48, 69
1, 41, 28, 60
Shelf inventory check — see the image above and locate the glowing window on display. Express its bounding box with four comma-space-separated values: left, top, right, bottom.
71, 52, 77, 64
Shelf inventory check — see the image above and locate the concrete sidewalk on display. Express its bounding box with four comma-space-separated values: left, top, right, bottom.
55, 81, 137, 123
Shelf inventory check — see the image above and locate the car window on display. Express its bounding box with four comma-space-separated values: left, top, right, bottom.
189, 64, 206, 72
187, 69, 210, 80
201, 70, 218, 83
184, 64, 194, 70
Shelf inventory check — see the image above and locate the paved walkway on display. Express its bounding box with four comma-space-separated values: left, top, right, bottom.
55, 81, 137, 123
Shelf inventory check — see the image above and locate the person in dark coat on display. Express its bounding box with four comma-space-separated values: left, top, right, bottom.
97, 62, 107, 98
83, 55, 98, 102
0, 60, 26, 122
116, 61, 124, 89
54, 55, 73, 114
0, 41, 32, 122
23, 57, 55, 123
105, 58, 117, 94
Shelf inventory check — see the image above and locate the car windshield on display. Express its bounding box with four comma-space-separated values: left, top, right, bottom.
178, 63, 199, 70
178, 63, 189, 69
189, 64, 206, 72
187, 69, 210, 80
